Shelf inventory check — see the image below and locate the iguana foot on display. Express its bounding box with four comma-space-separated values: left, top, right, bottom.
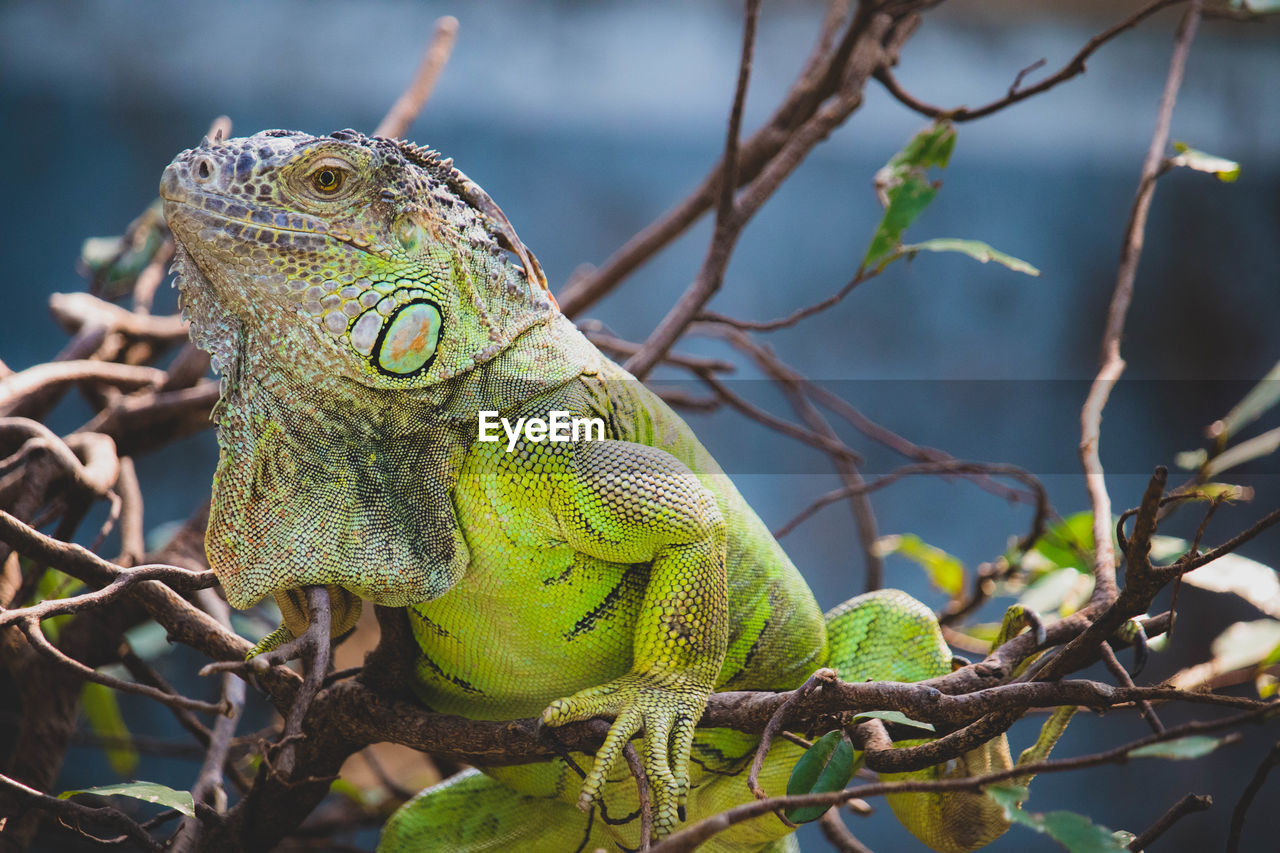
541, 671, 707, 839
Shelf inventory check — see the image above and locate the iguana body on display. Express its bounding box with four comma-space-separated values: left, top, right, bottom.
160, 129, 1058, 851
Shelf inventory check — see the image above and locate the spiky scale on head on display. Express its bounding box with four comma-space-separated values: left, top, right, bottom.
160, 128, 555, 394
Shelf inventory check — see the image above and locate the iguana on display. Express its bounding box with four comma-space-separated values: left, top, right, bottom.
160, 129, 1069, 852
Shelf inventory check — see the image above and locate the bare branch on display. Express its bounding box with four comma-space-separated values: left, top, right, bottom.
1226, 740, 1280, 853
0, 771, 165, 852
0, 361, 167, 418
374, 16, 459, 139
1079, 0, 1203, 606
1128, 792, 1212, 851
623, 0, 761, 379
873, 0, 1187, 122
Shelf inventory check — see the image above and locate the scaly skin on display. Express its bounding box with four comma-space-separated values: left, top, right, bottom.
160, 129, 1066, 851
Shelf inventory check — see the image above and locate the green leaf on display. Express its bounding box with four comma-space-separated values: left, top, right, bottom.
898, 238, 1040, 277
1211, 620, 1280, 672
1129, 735, 1233, 760
58, 781, 195, 817
1169, 142, 1241, 182
80, 682, 138, 777
1019, 567, 1090, 617
887, 121, 958, 172
1209, 362, 1280, 443
1033, 512, 1096, 573
1175, 541, 1280, 618
862, 121, 956, 270
1205, 426, 1280, 479
874, 534, 965, 596
864, 177, 938, 270
785, 730, 858, 823
987, 785, 1129, 852
1170, 620, 1280, 691
853, 709, 935, 733
1175, 448, 1208, 471
79, 200, 167, 299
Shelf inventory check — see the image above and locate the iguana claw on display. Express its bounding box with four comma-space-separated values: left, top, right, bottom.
541, 672, 708, 839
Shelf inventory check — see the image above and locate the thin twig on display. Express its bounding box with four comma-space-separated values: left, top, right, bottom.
17, 618, 226, 716
0, 771, 164, 852
582, 328, 736, 374
696, 371, 863, 466
170, 590, 246, 852
818, 808, 875, 853
649, 703, 1267, 853
1078, 0, 1202, 606
873, 0, 1187, 123
624, 0, 761, 380
622, 742, 653, 850
772, 460, 1046, 544
1226, 740, 1280, 853
556, 3, 871, 316
698, 265, 883, 332
374, 16, 459, 139
0, 361, 167, 418
747, 669, 837, 802
1098, 641, 1163, 734
1127, 792, 1211, 851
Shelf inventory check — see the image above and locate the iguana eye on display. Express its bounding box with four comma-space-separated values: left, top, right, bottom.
312, 167, 345, 194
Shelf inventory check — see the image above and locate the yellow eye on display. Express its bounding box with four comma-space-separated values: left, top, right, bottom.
312, 167, 345, 193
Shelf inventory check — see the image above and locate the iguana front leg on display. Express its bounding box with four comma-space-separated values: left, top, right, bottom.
540, 438, 729, 838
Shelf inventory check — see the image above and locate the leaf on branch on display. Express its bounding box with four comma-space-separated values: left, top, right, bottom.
785, 730, 859, 823
874, 533, 965, 596
862, 121, 955, 270
1018, 566, 1092, 617
1168, 142, 1241, 182
1032, 511, 1097, 574
1129, 735, 1234, 760
1208, 361, 1280, 443
81, 682, 138, 777
1203, 426, 1280, 479
1169, 619, 1280, 691
58, 781, 195, 818
1258, 639, 1280, 698
1154, 535, 1280, 618
853, 709, 935, 733
79, 200, 168, 299
987, 785, 1130, 853
898, 238, 1041, 277
864, 179, 938, 270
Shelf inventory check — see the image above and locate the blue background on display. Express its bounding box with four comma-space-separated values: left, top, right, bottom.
2, 2, 1278, 850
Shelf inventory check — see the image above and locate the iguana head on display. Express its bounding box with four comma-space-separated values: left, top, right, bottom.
160, 128, 556, 392
160, 129, 565, 610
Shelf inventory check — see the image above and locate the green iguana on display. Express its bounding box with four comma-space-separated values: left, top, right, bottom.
160, 129, 1068, 852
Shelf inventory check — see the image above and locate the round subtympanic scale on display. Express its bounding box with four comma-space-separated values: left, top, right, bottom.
377, 302, 442, 375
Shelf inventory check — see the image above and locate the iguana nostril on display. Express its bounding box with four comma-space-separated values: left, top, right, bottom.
194, 156, 214, 182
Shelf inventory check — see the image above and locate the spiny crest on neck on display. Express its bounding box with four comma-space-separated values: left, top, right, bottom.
327, 129, 554, 306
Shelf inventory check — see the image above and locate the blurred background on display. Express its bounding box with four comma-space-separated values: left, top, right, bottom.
2, 1, 1277, 850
